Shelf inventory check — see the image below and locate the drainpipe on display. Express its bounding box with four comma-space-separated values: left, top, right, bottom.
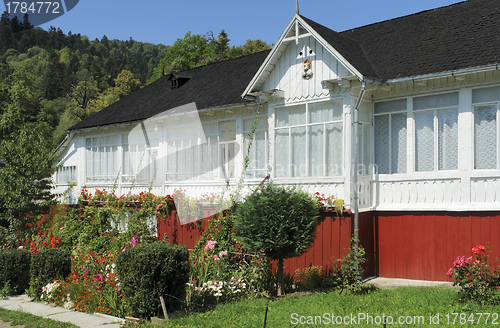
353, 80, 366, 252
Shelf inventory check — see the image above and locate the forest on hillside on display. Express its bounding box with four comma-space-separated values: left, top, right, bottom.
0, 12, 271, 146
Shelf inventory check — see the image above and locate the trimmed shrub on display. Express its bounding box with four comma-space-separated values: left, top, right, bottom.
116, 242, 190, 319
30, 248, 71, 299
234, 182, 319, 295
0, 249, 30, 295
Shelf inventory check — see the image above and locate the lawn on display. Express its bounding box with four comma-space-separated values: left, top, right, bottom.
0, 307, 78, 328
125, 286, 500, 327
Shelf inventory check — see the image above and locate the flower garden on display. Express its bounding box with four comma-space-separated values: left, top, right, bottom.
1, 183, 500, 323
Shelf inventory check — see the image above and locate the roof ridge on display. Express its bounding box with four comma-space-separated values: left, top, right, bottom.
170, 49, 272, 75
340, 0, 468, 33
299, 14, 381, 79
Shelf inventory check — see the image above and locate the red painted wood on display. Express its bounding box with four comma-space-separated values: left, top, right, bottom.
376, 211, 500, 281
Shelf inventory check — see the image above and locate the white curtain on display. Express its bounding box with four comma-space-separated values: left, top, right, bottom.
415, 111, 435, 171
438, 108, 458, 170
391, 113, 407, 174
475, 105, 497, 169
326, 123, 343, 176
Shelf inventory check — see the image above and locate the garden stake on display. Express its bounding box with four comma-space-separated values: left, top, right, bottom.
263, 302, 269, 328
160, 295, 169, 320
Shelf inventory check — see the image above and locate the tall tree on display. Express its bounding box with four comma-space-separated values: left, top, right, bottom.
0, 122, 59, 235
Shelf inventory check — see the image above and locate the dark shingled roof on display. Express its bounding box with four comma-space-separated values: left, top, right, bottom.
339, 0, 500, 80
69, 50, 270, 131
71, 0, 500, 130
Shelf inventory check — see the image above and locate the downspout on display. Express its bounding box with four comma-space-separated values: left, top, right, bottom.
353, 80, 366, 256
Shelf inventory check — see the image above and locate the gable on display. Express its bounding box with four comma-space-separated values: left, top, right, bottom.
243, 15, 363, 101
260, 34, 354, 101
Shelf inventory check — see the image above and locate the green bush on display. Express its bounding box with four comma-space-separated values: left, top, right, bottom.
0, 249, 30, 295
234, 182, 319, 295
30, 248, 71, 299
116, 242, 190, 319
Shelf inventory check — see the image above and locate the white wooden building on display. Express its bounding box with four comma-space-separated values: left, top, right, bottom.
55, 0, 500, 215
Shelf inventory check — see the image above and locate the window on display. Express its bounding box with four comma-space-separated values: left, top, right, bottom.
165, 121, 235, 182
374, 99, 407, 174
274, 100, 343, 178
472, 86, 500, 170
85, 136, 119, 183
219, 121, 236, 180
57, 166, 77, 184
122, 135, 159, 183
414, 93, 458, 171
243, 117, 268, 179
166, 125, 203, 181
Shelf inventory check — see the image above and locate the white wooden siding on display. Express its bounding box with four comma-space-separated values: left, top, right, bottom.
262, 36, 351, 102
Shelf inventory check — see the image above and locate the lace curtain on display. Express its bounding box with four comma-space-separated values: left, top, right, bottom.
474, 105, 497, 169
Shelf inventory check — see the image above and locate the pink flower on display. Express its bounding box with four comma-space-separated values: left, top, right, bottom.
447, 268, 454, 277
219, 250, 228, 257
453, 256, 472, 268
213, 255, 220, 261
204, 240, 217, 251
156, 204, 162, 210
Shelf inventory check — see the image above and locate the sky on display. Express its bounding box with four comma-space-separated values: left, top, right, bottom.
14, 0, 465, 47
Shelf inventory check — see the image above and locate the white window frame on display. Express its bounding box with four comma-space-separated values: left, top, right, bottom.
413, 93, 459, 172
472, 101, 500, 170
373, 101, 407, 175
85, 135, 119, 183
273, 99, 344, 179
242, 115, 268, 180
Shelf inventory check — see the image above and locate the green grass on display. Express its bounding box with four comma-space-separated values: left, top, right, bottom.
0, 307, 78, 328
124, 287, 500, 327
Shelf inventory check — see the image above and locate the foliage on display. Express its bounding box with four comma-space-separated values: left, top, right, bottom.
234, 182, 319, 295
148, 31, 271, 83
188, 209, 272, 304
26, 229, 62, 254
52, 250, 123, 316
447, 245, 500, 304
116, 242, 190, 319
0, 248, 30, 295
0, 122, 59, 235
333, 236, 367, 294
294, 266, 324, 291
30, 248, 71, 300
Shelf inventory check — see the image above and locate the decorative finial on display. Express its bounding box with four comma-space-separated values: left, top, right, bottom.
296, 0, 299, 14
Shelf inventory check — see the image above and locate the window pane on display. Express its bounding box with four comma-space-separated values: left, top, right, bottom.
415, 111, 435, 171
438, 108, 458, 170
309, 100, 342, 123
275, 105, 306, 127
360, 123, 370, 175
475, 105, 497, 169
414, 92, 458, 110
391, 113, 407, 174
308, 125, 323, 176
275, 129, 289, 178
374, 99, 407, 114
326, 123, 343, 176
472, 86, 500, 104
374, 115, 390, 174
291, 127, 306, 177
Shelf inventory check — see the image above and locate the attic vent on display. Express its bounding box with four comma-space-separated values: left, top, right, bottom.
169, 75, 190, 90
171, 78, 179, 90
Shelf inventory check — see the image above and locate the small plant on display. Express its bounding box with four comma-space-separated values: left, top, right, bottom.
0, 281, 12, 299
447, 244, 500, 304
333, 236, 367, 294
295, 266, 324, 291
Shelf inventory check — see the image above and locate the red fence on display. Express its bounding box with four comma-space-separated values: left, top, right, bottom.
375, 211, 500, 281
157, 208, 375, 276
